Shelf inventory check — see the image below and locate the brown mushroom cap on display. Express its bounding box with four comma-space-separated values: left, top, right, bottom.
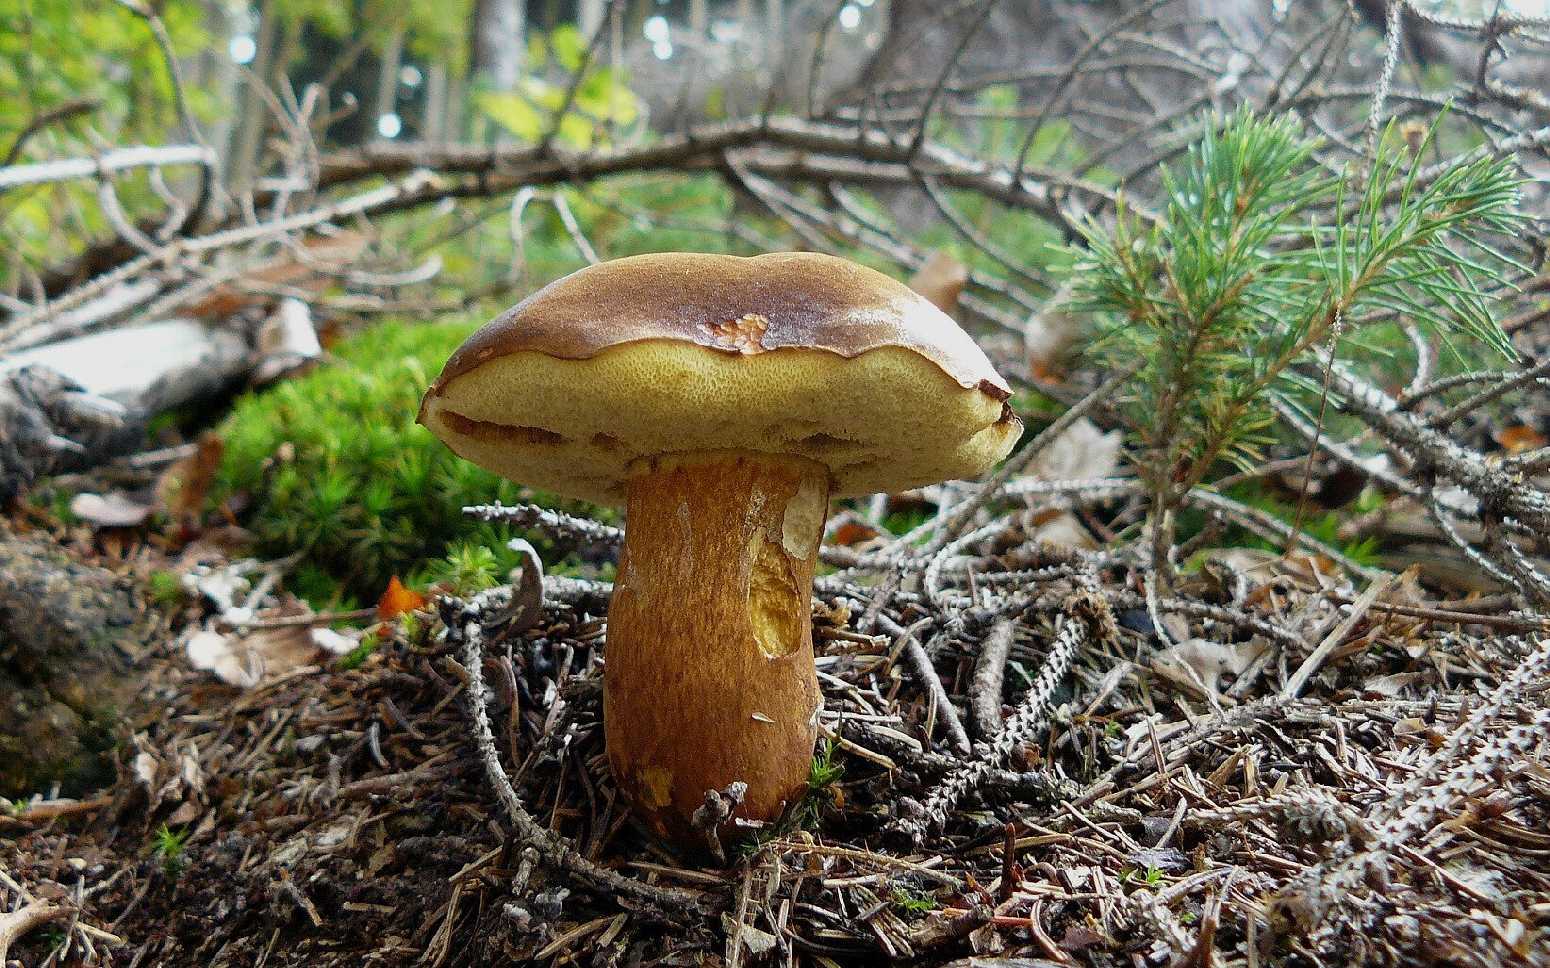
419, 251, 1022, 505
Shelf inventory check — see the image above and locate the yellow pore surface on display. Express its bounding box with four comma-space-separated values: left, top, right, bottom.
423, 340, 1020, 506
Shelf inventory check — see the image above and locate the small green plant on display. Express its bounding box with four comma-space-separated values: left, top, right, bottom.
1121, 865, 1165, 887
421, 543, 503, 596
336, 631, 380, 672
891, 887, 937, 915
736, 739, 847, 855
38, 928, 69, 951
1071, 108, 1523, 586
147, 570, 184, 609
152, 823, 189, 876
779, 738, 847, 832
807, 738, 845, 792
399, 611, 423, 643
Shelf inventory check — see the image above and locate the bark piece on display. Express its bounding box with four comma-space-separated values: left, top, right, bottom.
0, 318, 251, 502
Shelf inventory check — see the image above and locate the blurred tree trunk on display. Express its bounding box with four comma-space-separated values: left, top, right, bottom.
446, 70, 467, 142
579, 0, 606, 38
471, 0, 524, 144
196, 0, 240, 180
472, 0, 525, 90
226, 0, 278, 192
424, 64, 449, 143
764, 0, 782, 61
373, 27, 406, 139
626, 0, 649, 56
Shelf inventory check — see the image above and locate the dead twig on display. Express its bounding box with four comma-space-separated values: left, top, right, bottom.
970, 619, 1016, 740
0, 900, 63, 964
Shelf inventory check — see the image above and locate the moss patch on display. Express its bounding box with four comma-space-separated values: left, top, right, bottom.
214, 318, 614, 606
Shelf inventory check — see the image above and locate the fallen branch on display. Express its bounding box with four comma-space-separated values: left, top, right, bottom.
1282, 573, 1396, 700
0, 144, 213, 192
883, 618, 972, 756
969, 619, 1016, 740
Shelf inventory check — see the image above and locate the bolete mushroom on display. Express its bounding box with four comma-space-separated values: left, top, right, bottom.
419, 251, 1021, 846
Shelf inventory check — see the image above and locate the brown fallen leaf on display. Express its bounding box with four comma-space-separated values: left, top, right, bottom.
1151, 637, 1269, 697
186, 229, 367, 320
1495, 424, 1546, 454
1026, 281, 1079, 380
1060, 924, 1107, 951
909, 250, 969, 315
829, 517, 881, 546
185, 625, 318, 688
157, 432, 224, 526
1017, 417, 1123, 550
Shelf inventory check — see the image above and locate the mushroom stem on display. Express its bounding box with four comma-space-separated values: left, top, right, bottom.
605, 450, 829, 847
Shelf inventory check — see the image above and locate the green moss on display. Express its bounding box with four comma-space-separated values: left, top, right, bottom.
213, 318, 613, 605
152, 823, 189, 876
336, 631, 379, 671
147, 570, 184, 609
891, 888, 937, 916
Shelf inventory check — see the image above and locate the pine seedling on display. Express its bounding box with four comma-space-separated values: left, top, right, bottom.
1069, 108, 1524, 585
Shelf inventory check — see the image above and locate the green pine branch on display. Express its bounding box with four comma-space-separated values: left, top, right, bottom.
1068, 107, 1525, 584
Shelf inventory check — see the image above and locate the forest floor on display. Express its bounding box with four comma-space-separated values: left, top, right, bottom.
2, 493, 1549, 968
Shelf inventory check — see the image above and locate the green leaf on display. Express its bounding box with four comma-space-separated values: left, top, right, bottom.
550, 24, 586, 71
474, 90, 543, 141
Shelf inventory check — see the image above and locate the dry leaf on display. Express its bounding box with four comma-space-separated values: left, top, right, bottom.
186, 629, 261, 688
70, 491, 153, 528
1016, 417, 1122, 549
1364, 672, 1422, 697
507, 538, 546, 631
720, 915, 778, 955
1060, 925, 1106, 951
253, 298, 324, 384
1026, 281, 1079, 380
165, 799, 201, 826
185, 561, 255, 612
311, 627, 359, 655
1494, 424, 1546, 454
1026, 510, 1097, 550
908, 250, 969, 314
829, 517, 880, 546
1028, 417, 1122, 481
187, 230, 367, 320
185, 624, 322, 688
377, 576, 427, 620
1151, 637, 1268, 696
157, 432, 224, 524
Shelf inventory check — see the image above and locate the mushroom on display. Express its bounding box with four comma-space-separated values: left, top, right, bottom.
419, 251, 1021, 846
